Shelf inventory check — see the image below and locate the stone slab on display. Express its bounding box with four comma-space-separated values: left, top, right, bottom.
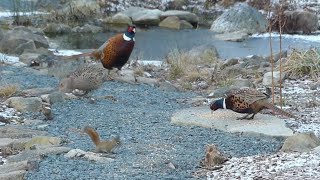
171, 106, 293, 137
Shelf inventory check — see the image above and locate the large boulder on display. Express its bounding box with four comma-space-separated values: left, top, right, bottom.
262, 71, 286, 86
282, 10, 318, 34
122, 7, 163, 26
160, 10, 199, 27
105, 13, 132, 25
281, 132, 320, 152
54, 0, 100, 22
72, 24, 102, 33
0, 27, 49, 55
159, 16, 193, 30
102, 13, 133, 31
210, 3, 267, 37
4, 97, 43, 112
43, 23, 72, 34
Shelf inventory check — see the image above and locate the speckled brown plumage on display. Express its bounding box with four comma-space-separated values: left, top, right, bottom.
210, 88, 297, 120
59, 63, 107, 93
63, 25, 136, 72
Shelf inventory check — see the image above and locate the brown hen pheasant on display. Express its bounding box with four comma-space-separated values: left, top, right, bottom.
63, 25, 136, 74
210, 88, 297, 120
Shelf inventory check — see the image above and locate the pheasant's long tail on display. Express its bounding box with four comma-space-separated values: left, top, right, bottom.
61, 52, 94, 60
264, 103, 298, 119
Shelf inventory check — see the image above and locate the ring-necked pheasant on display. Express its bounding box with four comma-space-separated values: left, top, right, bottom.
209, 87, 297, 120
63, 25, 136, 75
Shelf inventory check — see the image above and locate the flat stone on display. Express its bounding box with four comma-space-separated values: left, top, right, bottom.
171, 106, 293, 137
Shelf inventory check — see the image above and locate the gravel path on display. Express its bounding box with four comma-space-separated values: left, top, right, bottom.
1, 66, 284, 179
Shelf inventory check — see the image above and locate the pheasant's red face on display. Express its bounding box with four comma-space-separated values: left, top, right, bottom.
127, 25, 136, 33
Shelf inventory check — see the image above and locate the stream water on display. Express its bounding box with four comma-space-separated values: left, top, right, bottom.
49, 28, 320, 61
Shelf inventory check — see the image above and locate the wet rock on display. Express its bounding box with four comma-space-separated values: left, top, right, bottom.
102, 13, 133, 31
122, 7, 163, 26
0, 161, 29, 179
19, 47, 53, 65
54, 0, 100, 23
0, 126, 47, 139
0, 28, 49, 55
0, 138, 31, 157
72, 24, 102, 33
0, 170, 26, 180
210, 3, 267, 37
7, 146, 71, 163
106, 13, 132, 25
160, 10, 199, 27
5, 97, 42, 112
281, 132, 320, 152
221, 58, 239, 69
171, 106, 293, 137
65, 149, 114, 163
20, 87, 55, 97
47, 91, 65, 104
186, 44, 219, 62
274, 10, 318, 34
14, 40, 36, 55
43, 23, 72, 34
24, 136, 62, 150
159, 16, 193, 30
262, 71, 286, 86
240, 55, 268, 69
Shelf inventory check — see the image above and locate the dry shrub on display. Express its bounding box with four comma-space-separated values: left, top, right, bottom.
166, 48, 218, 82
283, 48, 320, 80
219, 0, 245, 7
0, 84, 18, 97
247, 0, 270, 11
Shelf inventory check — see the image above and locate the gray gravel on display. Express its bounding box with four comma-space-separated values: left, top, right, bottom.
2, 66, 284, 179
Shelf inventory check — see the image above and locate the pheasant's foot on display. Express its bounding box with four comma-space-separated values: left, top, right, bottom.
236, 114, 255, 120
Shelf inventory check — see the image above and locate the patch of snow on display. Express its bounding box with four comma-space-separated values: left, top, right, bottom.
208, 150, 320, 179
0, 11, 49, 18
0, 53, 26, 67
251, 32, 320, 43
137, 60, 163, 67
48, 49, 83, 56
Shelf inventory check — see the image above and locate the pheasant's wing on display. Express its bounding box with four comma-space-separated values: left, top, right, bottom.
97, 39, 110, 52
233, 88, 268, 104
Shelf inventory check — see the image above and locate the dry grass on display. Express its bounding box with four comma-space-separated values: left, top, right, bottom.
283, 48, 320, 80
0, 84, 18, 97
166, 48, 218, 81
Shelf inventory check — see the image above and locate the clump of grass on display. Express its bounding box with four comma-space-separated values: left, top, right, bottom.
0, 84, 18, 97
166, 49, 187, 80
166, 48, 219, 81
283, 48, 320, 80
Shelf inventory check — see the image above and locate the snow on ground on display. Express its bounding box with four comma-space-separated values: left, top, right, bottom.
251, 31, 320, 43
0, 53, 25, 67
207, 148, 320, 179
0, 11, 48, 18
48, 49, 83, 56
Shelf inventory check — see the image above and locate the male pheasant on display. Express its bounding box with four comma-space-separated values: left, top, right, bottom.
209, 87, 297, 120
63, 25, 136, 74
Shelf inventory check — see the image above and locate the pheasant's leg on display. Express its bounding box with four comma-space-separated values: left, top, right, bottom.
236, 114, 251, 120
116, 69, 124, 76
106, 69, 114, 80
247, 113, 256, 120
